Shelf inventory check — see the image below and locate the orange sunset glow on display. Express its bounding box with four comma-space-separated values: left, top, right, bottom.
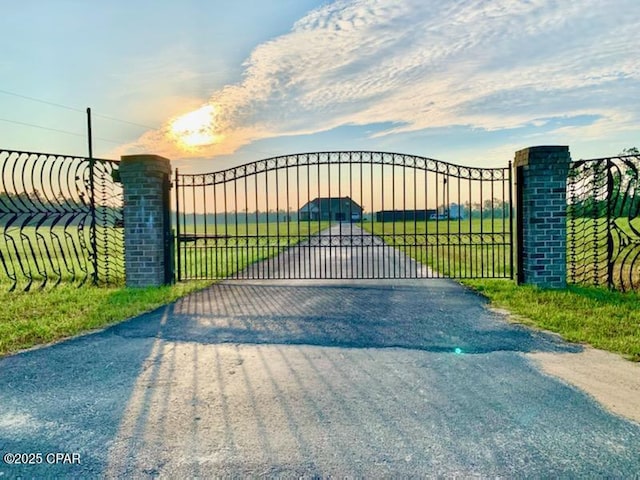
168, 105, 220, 150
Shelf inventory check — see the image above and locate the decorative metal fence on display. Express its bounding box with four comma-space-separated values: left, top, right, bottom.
567, 153, 640, 291
0, 149, 124, 291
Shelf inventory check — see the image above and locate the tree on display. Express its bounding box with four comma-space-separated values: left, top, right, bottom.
620, 147, 639, 156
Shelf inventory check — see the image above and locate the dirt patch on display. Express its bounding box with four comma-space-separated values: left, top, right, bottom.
527, 348, 640, 425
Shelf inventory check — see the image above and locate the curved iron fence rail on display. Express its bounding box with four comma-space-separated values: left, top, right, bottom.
567, 154, 640, 291
176, 151, 512, 280
0, 149, 124, 291
178, 151, 508, 187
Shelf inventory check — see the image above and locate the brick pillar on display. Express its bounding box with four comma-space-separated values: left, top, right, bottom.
514, 146, 571, 288
119, 155, 172, 287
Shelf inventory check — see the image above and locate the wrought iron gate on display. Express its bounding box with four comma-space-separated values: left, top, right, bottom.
567, 152, 640, 291
175, 152, 512, 280
0, 149, 124, 291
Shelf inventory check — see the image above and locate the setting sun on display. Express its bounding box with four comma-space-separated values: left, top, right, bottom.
169, 105, 219, 149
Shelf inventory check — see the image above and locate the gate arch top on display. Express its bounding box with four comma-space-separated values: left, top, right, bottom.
178, 151, 508, 187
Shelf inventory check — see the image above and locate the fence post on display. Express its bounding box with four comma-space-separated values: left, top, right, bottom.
119, 154, 172, 287
514, 146, 571, 288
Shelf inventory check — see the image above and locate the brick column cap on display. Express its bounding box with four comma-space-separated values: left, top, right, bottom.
514, 145, 570, 168
120, 154, 171, 175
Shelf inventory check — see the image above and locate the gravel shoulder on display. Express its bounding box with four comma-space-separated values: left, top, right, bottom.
527, 347, 640, 425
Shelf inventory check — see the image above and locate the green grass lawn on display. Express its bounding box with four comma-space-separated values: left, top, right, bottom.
463, 279, 640, 362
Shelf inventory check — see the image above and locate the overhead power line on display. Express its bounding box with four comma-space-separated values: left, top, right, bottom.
0, 117, 123, 145
0, 88, 83, 113
0, 88, 158, 130
92, 113, 157, 130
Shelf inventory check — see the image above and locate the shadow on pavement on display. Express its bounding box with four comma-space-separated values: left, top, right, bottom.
112, 279, 582, 356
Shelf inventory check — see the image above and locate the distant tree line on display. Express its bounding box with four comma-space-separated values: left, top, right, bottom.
174, 210, 302, 227
456, 199, 511, 220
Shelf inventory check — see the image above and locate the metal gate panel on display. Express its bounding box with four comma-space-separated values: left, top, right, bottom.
175, 152, 512, 280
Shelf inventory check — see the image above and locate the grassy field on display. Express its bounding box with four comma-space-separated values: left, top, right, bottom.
0, 225, 124, 290
567, 216, 640, 290
363, 219, 640, 361
177, 220, 330, 279
363, 218, 512, 278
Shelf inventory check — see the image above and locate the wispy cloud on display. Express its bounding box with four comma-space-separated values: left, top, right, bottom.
117, 0, 640, 160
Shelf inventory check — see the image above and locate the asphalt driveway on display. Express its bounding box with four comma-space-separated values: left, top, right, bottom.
1, 228, 639, 477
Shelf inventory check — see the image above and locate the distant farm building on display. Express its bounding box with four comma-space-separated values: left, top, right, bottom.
446, 203, 466, 219
376, 204, 466, 222
375, 209, 436, 222
299, 197, 363, 221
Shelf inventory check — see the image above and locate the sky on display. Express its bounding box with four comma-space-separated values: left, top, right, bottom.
1, 0, 638, 174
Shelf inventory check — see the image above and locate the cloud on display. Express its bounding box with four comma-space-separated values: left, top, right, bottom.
119, 0, 640, 160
